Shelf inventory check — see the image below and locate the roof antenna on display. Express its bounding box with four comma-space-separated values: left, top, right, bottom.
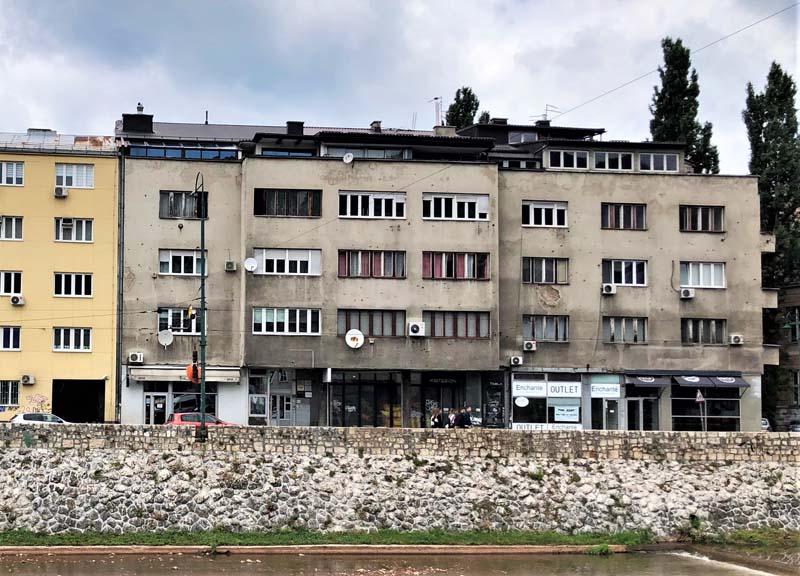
428, 97, 442, 126
411, 111, 417, 130
204, 110, 209, 125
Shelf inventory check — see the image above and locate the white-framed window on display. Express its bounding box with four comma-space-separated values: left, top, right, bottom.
158, 249, 206, 276
422, 252, 490, 280
601, 203, 646, 230
0, 326, 20, 351
522, 201, 567, 227
252, 308, 321, 335
602, 260, 647, 286
594, 152, 633, 171
548, 150, 588, 169
337, 309, 406, 337
0, 216, 23, 240
422, 311, 490, 339
509, 132, 537, 144
422, 194, 489, 221
522, 257, 568, 284
0, 162, 24, 186
326, 147, 404, 160
55, 163, 94, 189
523, 315, 569, 342
338, 192, 406, 219
254, 248, 321, 275
337, 250, 406, 278
158, 307, 202, 335
680, 262, 726, 289
639, 153, 678, 172
53, 327, 92, 351
680, 205, 725, 232
603, 317, 647, 344
54, 273, 93, 297
0, 271, 22, 296
54, 218, 93, 242
501, 159, 539, 169
681, 318, 726, 345
0, 380, 19, 406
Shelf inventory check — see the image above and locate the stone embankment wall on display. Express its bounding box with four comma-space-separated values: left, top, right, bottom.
0, 425, 798, 537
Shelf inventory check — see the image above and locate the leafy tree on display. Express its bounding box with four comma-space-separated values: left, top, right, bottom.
478, 111, 491, 124
445, 86, 480, 129
650, 37, 719, 173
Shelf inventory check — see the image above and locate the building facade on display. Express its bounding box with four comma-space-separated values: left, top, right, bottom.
774, 284, 800, 429
0, 130, 118, 422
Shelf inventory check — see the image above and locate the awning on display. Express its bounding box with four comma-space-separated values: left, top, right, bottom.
673, 375, 714, 387
129, 367, 241, 383
709, 376, 749, 388
624, 375, 670, 387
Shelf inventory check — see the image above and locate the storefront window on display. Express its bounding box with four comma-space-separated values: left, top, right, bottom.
672, 385, 740, 431
511, 374, 582, 430
171, 382, 217, 415
330, 372, 401, 427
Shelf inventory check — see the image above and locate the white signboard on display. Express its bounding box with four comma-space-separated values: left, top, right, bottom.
512, 379, 547, 398
512, 422, 583, 431
591, 383, 621, 398
554, 406, 580, 422
547, 381, 582, 398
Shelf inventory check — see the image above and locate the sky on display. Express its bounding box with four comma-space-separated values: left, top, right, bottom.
0, 0, 796, 174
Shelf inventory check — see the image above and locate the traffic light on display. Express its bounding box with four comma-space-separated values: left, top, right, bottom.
192, 349, 199, 382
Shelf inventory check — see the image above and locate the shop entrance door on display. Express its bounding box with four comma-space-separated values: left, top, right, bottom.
627, 398, 658, 430
604, 399, 620, 430
271, 394, 293, 426
144, 394, 168, 425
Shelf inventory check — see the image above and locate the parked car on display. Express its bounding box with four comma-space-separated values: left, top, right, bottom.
789, 420, 800, 433
165, 412, 232, 427
761, 418, 772, 432
9, 413, 67, 424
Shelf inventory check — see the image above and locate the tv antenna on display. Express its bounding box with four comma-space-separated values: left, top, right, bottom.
530, 104, 561, 122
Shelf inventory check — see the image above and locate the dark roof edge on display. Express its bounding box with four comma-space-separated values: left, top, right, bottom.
542, 138, 687, 150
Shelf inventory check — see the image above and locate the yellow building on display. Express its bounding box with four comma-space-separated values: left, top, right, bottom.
0, 129, 118, 422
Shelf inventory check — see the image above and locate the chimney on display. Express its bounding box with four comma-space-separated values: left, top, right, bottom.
286, 121, 304, 137
489, 118, 508, 125
370, 120, 382, 133
434, 125, 457, 137
136, 102, 144, 113
535, 119, 551, 128
121, 103, 153, 133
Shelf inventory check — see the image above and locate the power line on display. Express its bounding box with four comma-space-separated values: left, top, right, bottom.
551, 1, 799, 121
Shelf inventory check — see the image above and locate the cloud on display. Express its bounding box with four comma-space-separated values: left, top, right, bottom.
0, 0, 795, 173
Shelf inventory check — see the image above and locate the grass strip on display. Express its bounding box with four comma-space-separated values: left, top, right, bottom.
705, 529, 800, 549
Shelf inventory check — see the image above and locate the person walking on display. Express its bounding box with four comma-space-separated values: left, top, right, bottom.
463, 406, 474, 428
455, 407, 468, 428
447, 409, 458, 428
430, 407, 445, 428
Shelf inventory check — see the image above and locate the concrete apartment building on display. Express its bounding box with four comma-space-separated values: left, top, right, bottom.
0, 130, 118, 422
116, 109, 777, 431
775, 284, 800, 429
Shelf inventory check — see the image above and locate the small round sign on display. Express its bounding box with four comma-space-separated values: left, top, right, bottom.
514, 396, 530, 408
345, 329, 365, 349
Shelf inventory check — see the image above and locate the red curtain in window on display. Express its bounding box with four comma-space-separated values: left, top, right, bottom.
433, 253, 443, 278
372, 252, 382, 277
456, 254, 466, 279
361, 251, 371, 277
422, 252, 432, 278
338, 252, 347, 277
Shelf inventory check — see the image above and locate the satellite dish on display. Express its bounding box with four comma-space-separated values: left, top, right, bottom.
345, 329, 364, 349
157, 330, 174, 349
342, 152, 355, 164
243, 257, 258, 272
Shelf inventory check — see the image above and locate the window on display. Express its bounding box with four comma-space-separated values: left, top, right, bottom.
602, 260, 647, 286
159, 190, 208, 219
338, 192, 406, 219
681, 318, 726, 345
680, 262, 726, 288
522, 257, 568, 284
55, 163, 94, 188
0, 380, 19, 406
0, 216, 22, 240
523, 315, 569, 342
639, 153, 678, 172
337, 309, 406, 337
793, 371, 800, 407
255, 248, 321, 275
158, 249, 206, 276
254, 188, 322, 217
158, 307, 203, 335
680, 205, 725, 232
0, 271, 22, 296
422, 252, 489, 280
326, 147, 403, 159
789, 307, 799, 343
601, 203, 646, 230
603, 317, 647, 344
522, 201, 567, 227
672, 385, 740, 431
422, 194, 489, 221
261, 149, 315, 157
337, 250, 406, 279
548, 150, 588, 169
422, 311, 490, 339
0, 326, 20, 350
54, 218, 93, 242
54, 273, 93, 297
130, 145, 237, 160
509, 132, 537, 144
53, 327, 92, 351
252, 308, 321, 335
594, 152, 633, 171
0, 162, 23, 186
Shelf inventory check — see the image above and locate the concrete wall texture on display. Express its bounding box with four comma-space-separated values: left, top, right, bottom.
0, 425, 798, 537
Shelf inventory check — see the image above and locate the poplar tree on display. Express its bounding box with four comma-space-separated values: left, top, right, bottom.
478, 111, 491, 124
445, 86, 480, 129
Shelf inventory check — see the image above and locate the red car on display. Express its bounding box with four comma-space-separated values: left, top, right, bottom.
165, 412, 232, 427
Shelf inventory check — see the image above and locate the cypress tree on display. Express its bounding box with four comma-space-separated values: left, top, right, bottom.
445, 86, 480, 129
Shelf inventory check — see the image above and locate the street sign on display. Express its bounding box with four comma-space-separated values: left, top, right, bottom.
695, 389, 705, 403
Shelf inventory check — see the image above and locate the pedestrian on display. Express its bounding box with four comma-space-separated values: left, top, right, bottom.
463, 406, 474, 428
430, 407, 445, 428
447, 409, 458, 428
456, 407, 468, 428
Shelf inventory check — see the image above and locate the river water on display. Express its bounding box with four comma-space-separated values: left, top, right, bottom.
0, 552, 777, 576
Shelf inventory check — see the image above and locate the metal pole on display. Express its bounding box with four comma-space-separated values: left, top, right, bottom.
195, 173, 208, 442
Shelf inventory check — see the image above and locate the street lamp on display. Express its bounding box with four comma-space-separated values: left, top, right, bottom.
193, 172, 208, 442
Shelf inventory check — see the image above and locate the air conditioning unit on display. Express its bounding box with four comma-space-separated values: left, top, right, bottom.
601, 283, 617, 295
128, 351, 145, 364
729, 334, 745, 346
510, 356, 524, 366
54, 187, 69, 198
20, 374, 35, 386
680, 288, 696, 299
523, 340, 537, 352
10, 295, 25, 306
407, 321, 426, 337
224, 260, 237, 272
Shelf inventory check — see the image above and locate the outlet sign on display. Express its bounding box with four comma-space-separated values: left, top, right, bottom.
547, 381, 581, 398
512, 422, 583, 431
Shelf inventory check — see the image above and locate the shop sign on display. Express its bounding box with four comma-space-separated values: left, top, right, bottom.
512, 380, 547, 398
547, 381, 581, 398
591, 383, 621, 398
511, 422, 583, 431
554, 406, 580, 422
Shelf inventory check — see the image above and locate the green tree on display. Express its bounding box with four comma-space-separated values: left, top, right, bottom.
650, 37, 719, 174
478, 111, 491, 124
445, 86, 480, 129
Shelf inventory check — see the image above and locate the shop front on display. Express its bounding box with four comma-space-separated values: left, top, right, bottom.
510, 373, 584, 430
670, 375, 748, 431
247, 368, 320, 426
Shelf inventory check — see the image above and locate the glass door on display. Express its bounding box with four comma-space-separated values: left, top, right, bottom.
604, 399, 619, 430
627, 398, 658, 430
271, 394, 293, 426
144, 394, 168, 425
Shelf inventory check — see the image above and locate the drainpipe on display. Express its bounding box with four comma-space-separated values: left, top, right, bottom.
115, 153, 125, 423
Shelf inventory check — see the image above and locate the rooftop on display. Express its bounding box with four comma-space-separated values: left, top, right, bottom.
0, 129, 116, 153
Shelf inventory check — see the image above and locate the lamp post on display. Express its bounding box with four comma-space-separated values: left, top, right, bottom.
194, 172, 208, 442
